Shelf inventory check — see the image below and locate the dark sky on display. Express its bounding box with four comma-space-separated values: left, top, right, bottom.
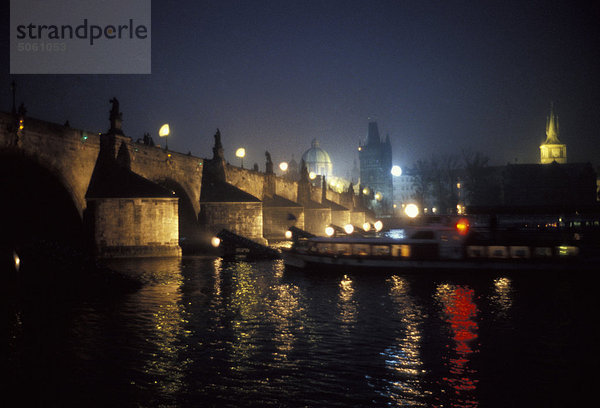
2, 0, 599, 178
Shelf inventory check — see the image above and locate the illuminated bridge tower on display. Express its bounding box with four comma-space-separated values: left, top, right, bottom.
358, 121, 393, 217
540, 104, 567, 164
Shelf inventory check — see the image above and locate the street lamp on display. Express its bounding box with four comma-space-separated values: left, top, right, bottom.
391, 165, 402, 177
159, 123, 170, 150
235, 147, 246, 168
405, 203, 419, 218
279, 161, 288, 172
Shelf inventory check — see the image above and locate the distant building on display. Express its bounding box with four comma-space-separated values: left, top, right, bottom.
503, 162, 596, 210
358, 121, 393, 216
301, 138, 333, 178
392, 167, 417, 209
540, 104, 567, 164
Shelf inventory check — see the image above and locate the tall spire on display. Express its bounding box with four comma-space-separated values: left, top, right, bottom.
367, 121, 380, 145
540, 103, 567, 164
544, 103, 561, 144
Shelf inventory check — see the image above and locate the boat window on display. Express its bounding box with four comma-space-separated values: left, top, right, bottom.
335, 243, 352, 255
372, 245, 391, 256
352, 244, 371, 256
411, 230, 435, 239
317, 243, 334, 254
392, 244, 410, 257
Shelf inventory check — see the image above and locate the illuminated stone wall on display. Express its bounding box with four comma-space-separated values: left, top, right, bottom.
350, 211, 366, 227
263, 207, 304, 240
331, 209, 351, 227
200, 202, 266, 244
88, 197, 181, 257
225, 165, 266, 199
303, 208, 331, 236
274, 178, 298, 202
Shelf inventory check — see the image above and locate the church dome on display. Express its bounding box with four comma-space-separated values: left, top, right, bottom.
301, 139, 333, 176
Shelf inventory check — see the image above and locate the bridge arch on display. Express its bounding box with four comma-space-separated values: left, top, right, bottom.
152, 177, 200, 252
0, 151, 84, 251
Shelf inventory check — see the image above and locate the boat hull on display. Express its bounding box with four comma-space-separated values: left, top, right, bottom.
282, 249, 595, 272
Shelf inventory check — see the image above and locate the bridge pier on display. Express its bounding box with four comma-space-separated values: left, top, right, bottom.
85, 101, 182, 258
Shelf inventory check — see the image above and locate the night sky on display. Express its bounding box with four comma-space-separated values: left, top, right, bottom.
2, 0, 599, 178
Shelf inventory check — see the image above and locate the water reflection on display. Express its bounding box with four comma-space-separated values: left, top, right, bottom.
268, 280, 303, 359
226, 261, 263, 368
76, 257, 188, 405
374, 275, 429, 406
10, 254, 585, 407
435, 283, 480, 407
491, 277, 513, 317
337, 274, 357, 329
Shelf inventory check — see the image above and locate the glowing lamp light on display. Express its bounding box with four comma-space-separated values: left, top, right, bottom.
363, 222, 371, 232
159, 123, 170, 150
279, 162, 288, 172
391, 165, 402, 177
13, 251, 20, 271
309, 171, 317, 180
235, 147, 246, 168
362, 187, 370, 195
344, 224, 354, 234
211, 237, 221, 248
159, 124, 170, 137
374, 192, 382, 201
374, 220, 383, 232
405, 204, 419, 218
325, 226, 335, 237
456, 218, 470, 235
284, 230, 293, 240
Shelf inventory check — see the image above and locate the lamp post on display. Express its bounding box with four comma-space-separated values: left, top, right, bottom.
236, 147, 246, 168
159, 123, 170, 150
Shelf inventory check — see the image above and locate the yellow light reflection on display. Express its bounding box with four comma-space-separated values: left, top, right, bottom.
337, 275, 357, 329
375, 275, 430, 405
107, 257, 188, 398
228, 262, 261, 367
491, 277, 513, 316
269, 282, 303, 359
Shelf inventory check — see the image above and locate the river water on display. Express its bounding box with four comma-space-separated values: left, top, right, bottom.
7, 255, 598, 407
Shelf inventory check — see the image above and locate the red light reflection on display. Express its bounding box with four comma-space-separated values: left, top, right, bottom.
436, 285, 479, 407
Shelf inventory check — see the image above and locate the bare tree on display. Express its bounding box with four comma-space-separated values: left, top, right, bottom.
461, 150, 497, 207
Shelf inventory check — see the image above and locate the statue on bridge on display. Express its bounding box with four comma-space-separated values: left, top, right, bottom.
212, 129, 224, 160
109, 97, 120, 116
109, 97, 124, 134
265, 151, 273, 174
142, 132, 155, 146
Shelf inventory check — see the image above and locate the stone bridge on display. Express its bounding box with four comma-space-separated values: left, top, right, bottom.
0, 111, 203, 218
0, 104, 371, 258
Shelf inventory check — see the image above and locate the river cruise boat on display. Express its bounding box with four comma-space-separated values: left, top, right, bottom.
281, 221, 590, 272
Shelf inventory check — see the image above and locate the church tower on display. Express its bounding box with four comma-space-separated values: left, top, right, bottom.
540, 104, 567, 164
358, 121, 393, 216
